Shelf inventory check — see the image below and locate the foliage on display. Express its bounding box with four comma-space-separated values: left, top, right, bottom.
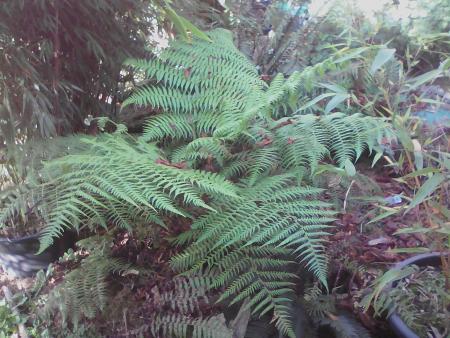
125, 29, 393, 177
42, 236, 131, 326
6, 122, 236, 252
0, 4, 421, 336
0, 299, 20, 337
147, 276, 233, 338
121, 29, 394, 337
171, 174, 331, 336
0, 0, 153, 139
170, 0, 314, 74
363, 265, 449, 337
303, 285, 372, 338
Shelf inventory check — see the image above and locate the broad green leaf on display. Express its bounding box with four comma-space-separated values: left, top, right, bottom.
325, 93, 349, 113
407, 174, 446, 211
370, 48, 395, 74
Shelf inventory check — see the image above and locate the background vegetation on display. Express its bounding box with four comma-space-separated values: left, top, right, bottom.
0, 0, 449, 337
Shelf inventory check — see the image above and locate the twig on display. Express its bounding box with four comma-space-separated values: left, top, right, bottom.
123, 308, 129, 338
343, 180, 355, 214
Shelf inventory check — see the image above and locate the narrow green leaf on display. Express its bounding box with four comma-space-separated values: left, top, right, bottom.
333, 47, 369, 64
407, 69, 442, 90
400, 167, 440, 179
407, 174, 445, 210
344, 159, 356, 176
325, 93, 348, 113
178, 16, 212, 42
164, 7, 188, 41
297, 93, 335, 111
394, 227, 430, 235
319, 82, 348, 94
387, 247, 430, 254
370, 48, 396, 74
367, 209, 400, 225
362, 266, 416, 311
371, 152, 383, 168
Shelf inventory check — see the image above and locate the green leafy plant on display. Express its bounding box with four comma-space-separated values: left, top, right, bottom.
0, 299, 20, 337
362, 265, 449, 337
123, 29, 394, 337
1, 25, 396, 338
42, 236, 132, 326
147, 276, 232, 338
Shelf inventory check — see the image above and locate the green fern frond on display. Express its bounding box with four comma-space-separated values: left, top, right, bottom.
171, 174, 334, 337
148, 276, 233, 338
29, 133, 236, 252
44, 236, 131, 326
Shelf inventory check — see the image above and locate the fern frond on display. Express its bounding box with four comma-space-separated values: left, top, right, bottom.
148, 275, 233, 338
171, 174, 334, 337
44, 236, 131, 326
29, 133, 236, 252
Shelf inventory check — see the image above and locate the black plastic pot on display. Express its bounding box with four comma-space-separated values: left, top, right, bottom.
387, 252, 445, 338
0, 233, 54, 277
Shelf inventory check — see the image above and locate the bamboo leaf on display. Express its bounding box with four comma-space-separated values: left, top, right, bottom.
178, 16, 212, 42
400, 167, 440, 179
387, 247, 430, 254
164, 6, 189, 41
325, 93, 348, 113
370, 48, 395, 74
333, 47, 369, 63
407, 174, 445, 210
367, 209, 400, 225
344, 159, 356, 176
297, 93, 335, 111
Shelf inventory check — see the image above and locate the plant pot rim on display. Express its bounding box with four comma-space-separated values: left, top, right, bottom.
0, 233, 41, 244
387, 252, 448, 338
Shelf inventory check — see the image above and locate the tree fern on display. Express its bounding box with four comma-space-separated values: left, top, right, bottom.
121, 30, 395, 337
